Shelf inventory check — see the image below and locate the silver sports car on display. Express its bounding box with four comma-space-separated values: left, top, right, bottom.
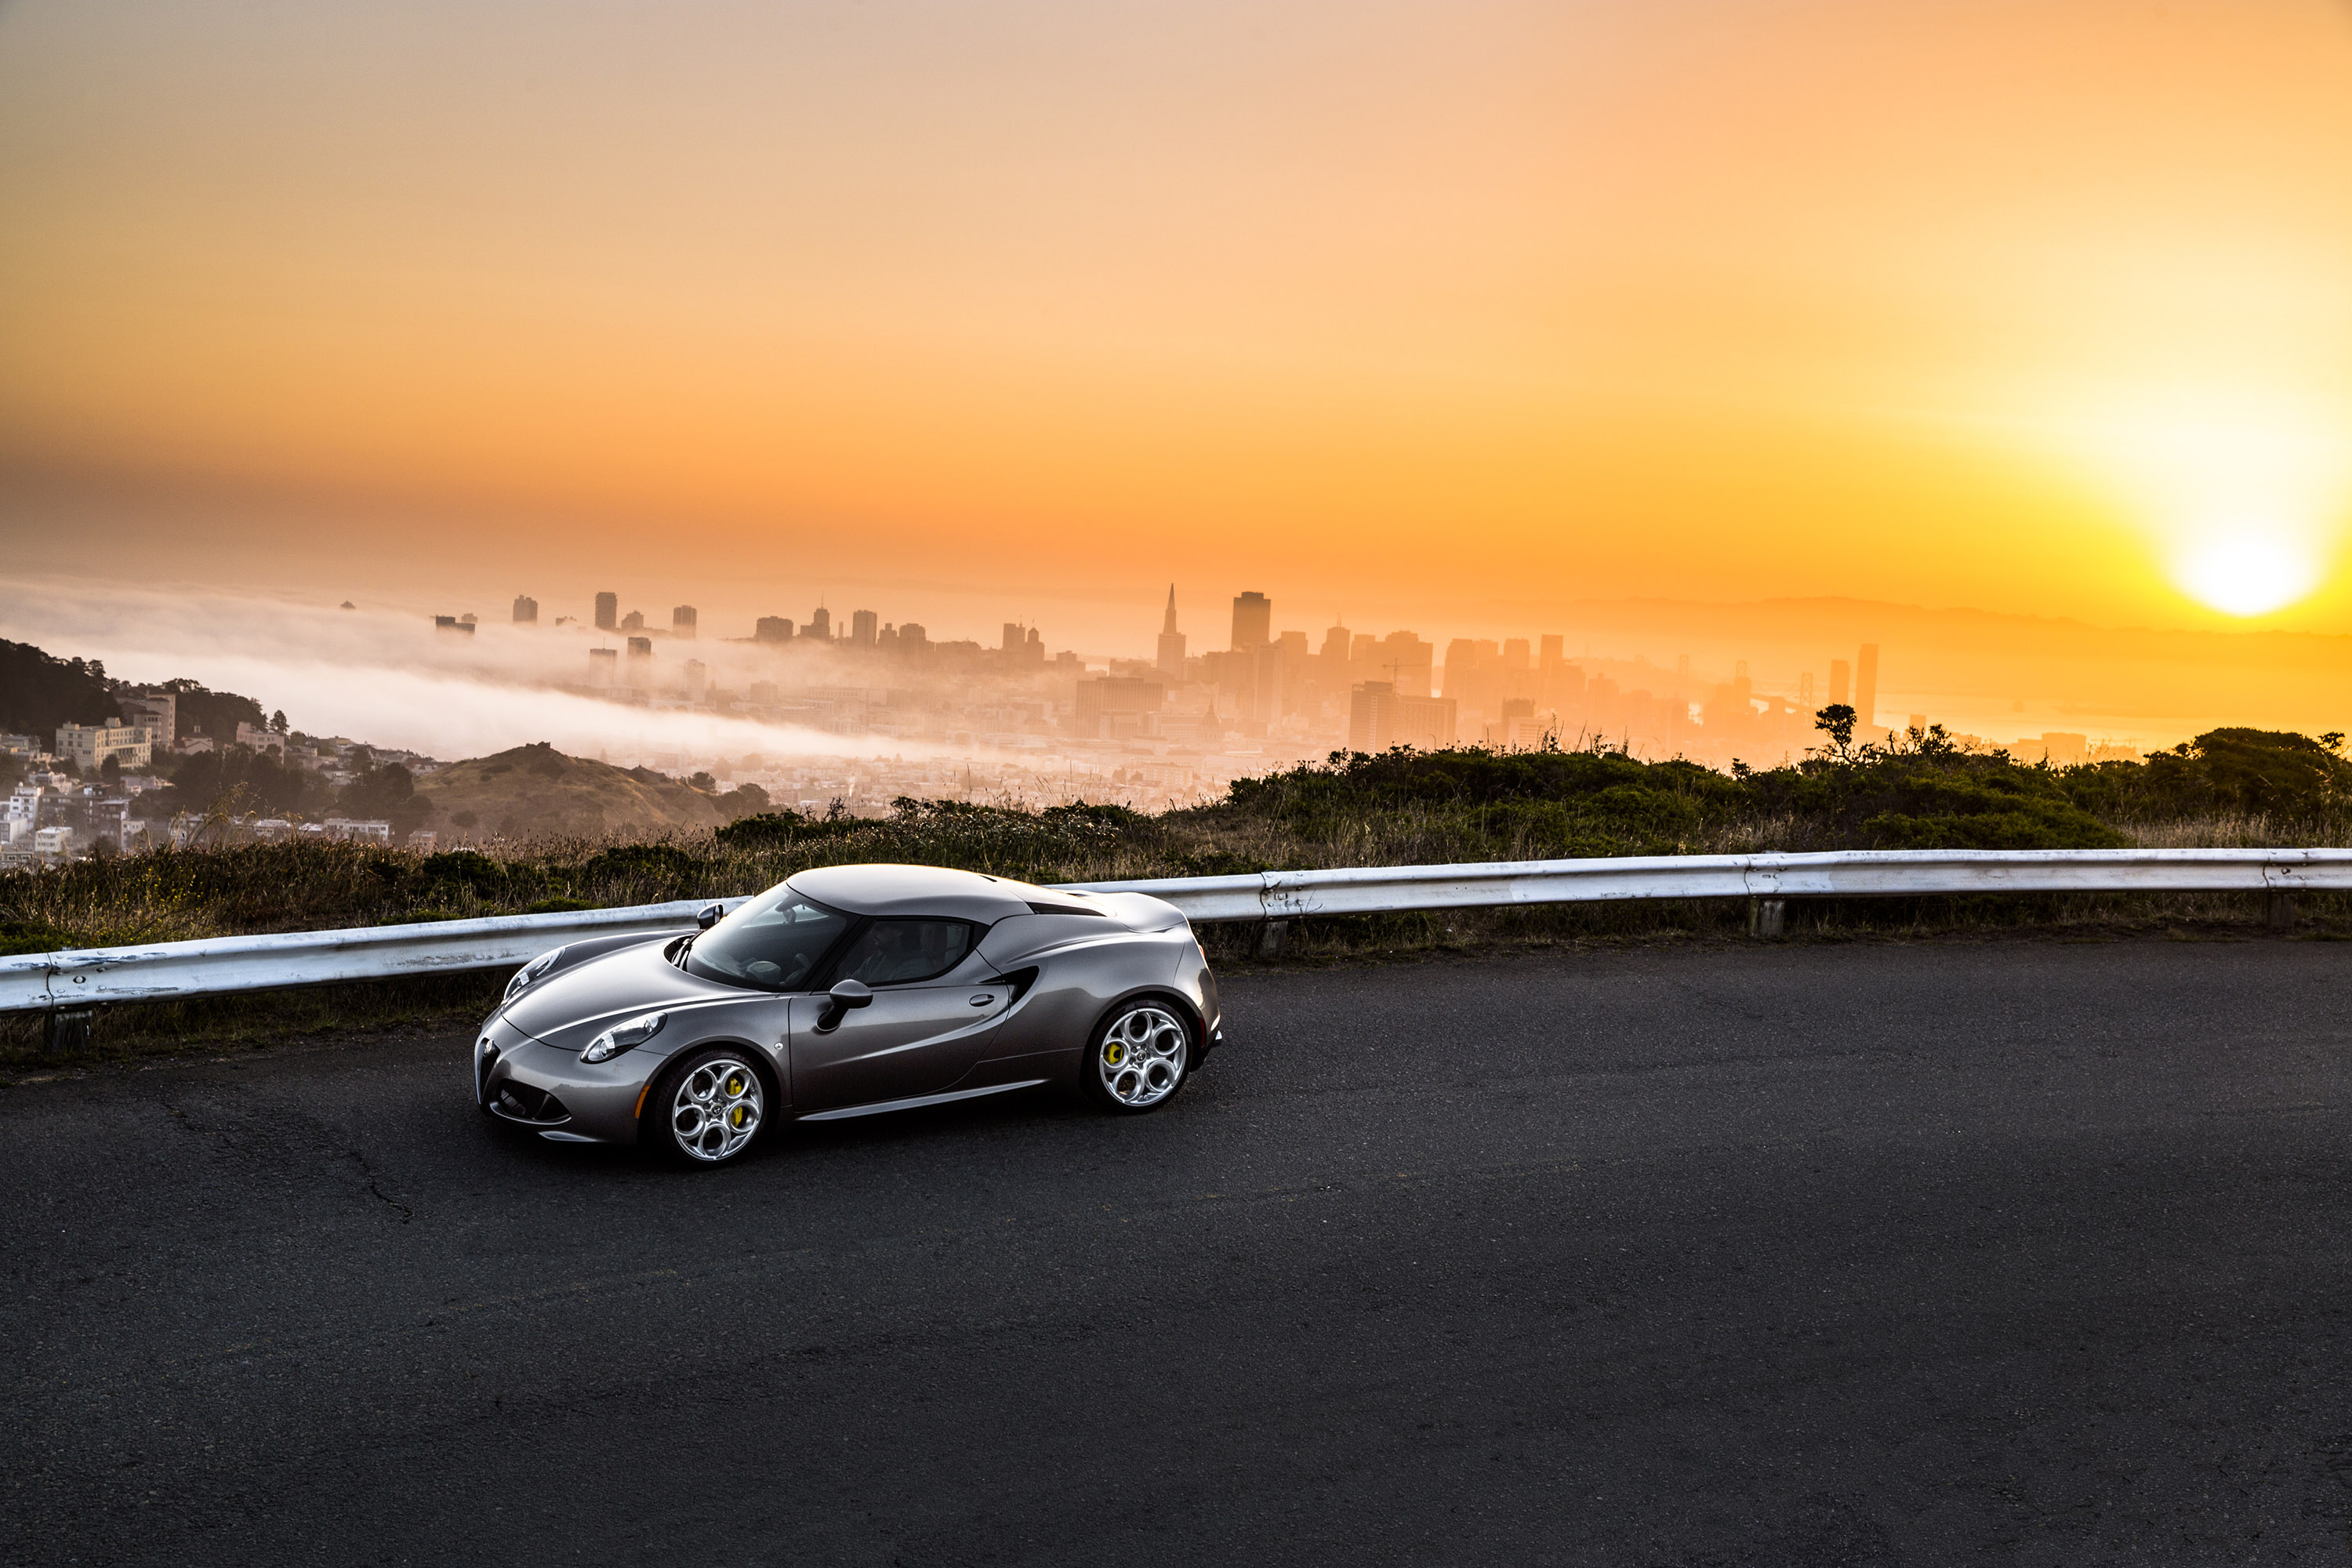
474, 864, 1224, 1166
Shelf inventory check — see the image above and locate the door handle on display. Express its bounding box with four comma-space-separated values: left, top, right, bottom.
968, 993, 996, 1006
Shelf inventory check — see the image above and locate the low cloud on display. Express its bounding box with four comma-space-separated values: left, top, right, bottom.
0, 579, 988, 768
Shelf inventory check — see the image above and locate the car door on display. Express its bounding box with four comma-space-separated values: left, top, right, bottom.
787, 918, 1007, 1110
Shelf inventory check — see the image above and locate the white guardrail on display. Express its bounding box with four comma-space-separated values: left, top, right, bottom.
3, 847, 2347, 1015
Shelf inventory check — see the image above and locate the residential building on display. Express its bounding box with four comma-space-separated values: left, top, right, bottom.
234, 722, 286, 753
5, 785, 41, 843
38, 788, 130, 852
56, 723, 153, 773
118, 691, 176, 747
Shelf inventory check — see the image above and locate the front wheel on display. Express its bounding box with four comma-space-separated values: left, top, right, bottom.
1081, 1000, 1193, 1114
644, 1048, 768, 1167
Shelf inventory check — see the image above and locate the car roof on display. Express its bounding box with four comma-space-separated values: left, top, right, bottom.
785, 863, 1044, 922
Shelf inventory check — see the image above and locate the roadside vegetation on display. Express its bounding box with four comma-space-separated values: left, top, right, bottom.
6, 719, 2349, 1066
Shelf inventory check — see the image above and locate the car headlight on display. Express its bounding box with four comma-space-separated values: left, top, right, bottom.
581, 1011, 666, 1064
505, 947, 564, 1003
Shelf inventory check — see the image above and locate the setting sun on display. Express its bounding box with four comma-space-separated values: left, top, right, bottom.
2172, 529, 2324, 617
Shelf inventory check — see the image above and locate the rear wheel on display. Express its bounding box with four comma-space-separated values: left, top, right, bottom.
644, 1047, 768, 1167
1081, 1000, 1193, 1114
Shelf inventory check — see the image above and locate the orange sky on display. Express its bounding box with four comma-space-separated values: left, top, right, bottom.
6, 0, 2352, 657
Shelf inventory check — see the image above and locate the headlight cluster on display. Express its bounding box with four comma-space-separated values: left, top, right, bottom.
504, 947, 564, 1004
582, 1011, 666, 1064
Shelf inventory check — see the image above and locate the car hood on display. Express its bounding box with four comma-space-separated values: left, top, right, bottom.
498, 937, 749, 1044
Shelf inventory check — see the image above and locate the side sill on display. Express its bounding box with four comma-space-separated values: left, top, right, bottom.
537, 1129, 604, 1143
797, 1078, 1048, 1123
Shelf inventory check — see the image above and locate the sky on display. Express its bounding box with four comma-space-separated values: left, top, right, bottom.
6, 0, 2352, 704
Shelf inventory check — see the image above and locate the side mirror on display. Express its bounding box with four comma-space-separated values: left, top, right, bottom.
814, 978, 873, 1033
696, 902, 725, 931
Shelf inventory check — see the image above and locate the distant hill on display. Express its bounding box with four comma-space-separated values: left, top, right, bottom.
0, 641, 117, 738
414, 743, 724, 839
0, 639, 269, 746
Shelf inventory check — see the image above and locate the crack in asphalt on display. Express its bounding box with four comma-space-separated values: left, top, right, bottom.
158, 1096, 411, 1223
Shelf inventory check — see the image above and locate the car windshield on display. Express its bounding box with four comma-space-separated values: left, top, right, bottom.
686, 887, 850, 990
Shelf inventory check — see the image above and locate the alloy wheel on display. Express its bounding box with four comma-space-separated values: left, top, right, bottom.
1098, 1006, 1188, 1109
670, 1057, 763, 1162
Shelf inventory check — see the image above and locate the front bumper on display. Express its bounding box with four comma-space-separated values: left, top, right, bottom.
474, 1015, 662, 1145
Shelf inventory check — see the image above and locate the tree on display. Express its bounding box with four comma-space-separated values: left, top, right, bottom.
716, 782, 771, 820
270, 710, 289, 734
98, 754, 122, 782
0, 640, 114, 737
154, 678, 265, 742
337, 760, 431, 835
1813, 703, 1857, 759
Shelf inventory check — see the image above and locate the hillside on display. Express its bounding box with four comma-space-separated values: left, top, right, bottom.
0, 641, 115, 737
413, 743, 724, 839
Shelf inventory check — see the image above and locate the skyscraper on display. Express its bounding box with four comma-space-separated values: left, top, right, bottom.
593, 592, 618, 631
1319, 621, 1352, 688
512, 594, 539, 624
1230, 591, 1271, 650
673, 605, 698, 639
808, 606, 831, 640
755, 616, 793, 643
1854, 643, 1880, 734
1156, 586, 1187, 681
851, 609, 879, 647
1828, 659, 1850, 706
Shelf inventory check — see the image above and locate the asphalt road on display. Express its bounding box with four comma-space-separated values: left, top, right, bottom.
5, 938, 2352, 1566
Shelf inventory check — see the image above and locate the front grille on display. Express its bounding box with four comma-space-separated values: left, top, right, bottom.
492, 1083, 570, 1124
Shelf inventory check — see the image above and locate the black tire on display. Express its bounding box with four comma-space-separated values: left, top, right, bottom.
641, 1046, 771, 1167
1080, 996, 1196, 1115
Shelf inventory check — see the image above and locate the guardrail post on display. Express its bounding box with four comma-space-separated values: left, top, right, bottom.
1748, 898, 1786, 938
42, 1007, 93, 1058
1253, 920, 1291, 960
2266, 891, 2298, 931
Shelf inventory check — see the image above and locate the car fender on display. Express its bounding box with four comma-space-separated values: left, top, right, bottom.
979, 927, 1205, 1074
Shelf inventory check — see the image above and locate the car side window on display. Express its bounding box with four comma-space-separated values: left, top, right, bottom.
832, 919, 975, 986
